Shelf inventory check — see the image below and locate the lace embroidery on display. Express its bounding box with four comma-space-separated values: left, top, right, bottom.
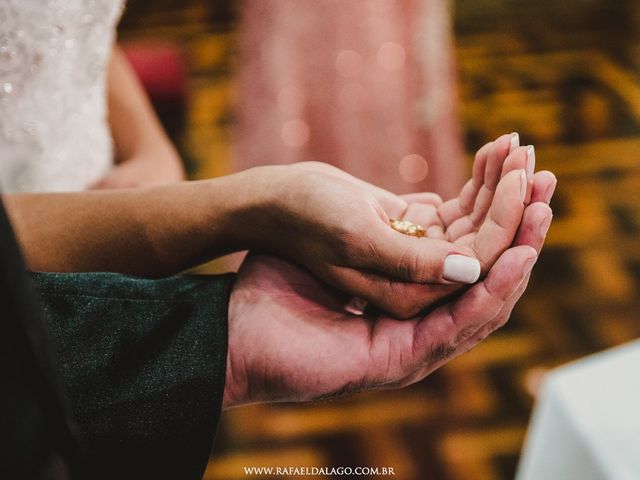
0, 0, 125, 192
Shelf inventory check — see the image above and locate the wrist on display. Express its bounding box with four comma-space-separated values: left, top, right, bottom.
217, 165, 296, 253
223, 285, 252, 409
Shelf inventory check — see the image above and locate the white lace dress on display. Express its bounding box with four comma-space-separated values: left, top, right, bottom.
0, 0, 124, 192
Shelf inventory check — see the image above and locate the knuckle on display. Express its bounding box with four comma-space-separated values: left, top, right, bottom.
487, 316, 508, 333
429, 193, 444, 206
295, 160, 329, 172
427, 342, 457, 364
381, 283, 419, 319
455, 325, 478, 344
392, 301, 419, 319
397, 247, 425, 282
488, 320, 502, 332
474, 331, 489, 344
332, 221, 364, 263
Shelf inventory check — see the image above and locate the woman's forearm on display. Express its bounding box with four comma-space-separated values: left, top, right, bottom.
107, 45, 178, 162
3, 167, 282, 276
91, 45, 185, 189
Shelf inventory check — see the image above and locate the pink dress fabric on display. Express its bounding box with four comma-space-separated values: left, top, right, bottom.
233, 0, 465, 199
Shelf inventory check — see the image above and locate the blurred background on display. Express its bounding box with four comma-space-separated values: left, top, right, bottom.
118, 1, 640, 479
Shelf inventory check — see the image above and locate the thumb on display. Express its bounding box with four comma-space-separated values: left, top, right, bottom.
360, 228, 481, 284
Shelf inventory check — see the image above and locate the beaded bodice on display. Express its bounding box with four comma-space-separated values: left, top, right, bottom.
0, 0, 124, 192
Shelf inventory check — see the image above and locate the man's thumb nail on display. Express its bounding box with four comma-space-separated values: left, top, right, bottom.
443, 255, 481, 283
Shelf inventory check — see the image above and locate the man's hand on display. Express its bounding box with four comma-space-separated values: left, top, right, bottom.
223, 188, 553, 407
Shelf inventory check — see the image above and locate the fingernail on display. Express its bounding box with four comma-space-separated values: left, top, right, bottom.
523, 254, 537, 275
544, 177, 557, 203
539, 214, 553, 237
345, 297, 368, 316
509, 132, 520, 154
526, 146, 535, 180
443, 255, 481, 283
519, 169, 527, 203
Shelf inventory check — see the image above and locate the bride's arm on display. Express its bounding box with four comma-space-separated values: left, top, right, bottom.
3, 152, 547, 318
4, 170, 268, 277
91, 45, 185, 189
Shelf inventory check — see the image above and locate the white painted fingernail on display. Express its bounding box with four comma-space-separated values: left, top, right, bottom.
539, 214, 552, 237
523, 254, 537, 275
526, 145, 535, 180
509, 132, 520, 154
544, 177, 557, 203
443, 255, 481, 283
345, 297, 368, 316
519, 169, 527, 203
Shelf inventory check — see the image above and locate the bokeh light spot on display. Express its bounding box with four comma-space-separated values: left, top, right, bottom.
399, 154, 429, 183
377, 42, 405, 71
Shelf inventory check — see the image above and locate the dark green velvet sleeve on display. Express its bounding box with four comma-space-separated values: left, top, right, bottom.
30, 271, 235, 480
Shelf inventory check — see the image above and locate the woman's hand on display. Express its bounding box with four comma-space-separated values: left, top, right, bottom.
237, 134, 555, 318
93, 45, 186, 190
90, 150, 185, 189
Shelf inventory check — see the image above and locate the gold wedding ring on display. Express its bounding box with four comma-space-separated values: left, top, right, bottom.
389, 218, 426, 238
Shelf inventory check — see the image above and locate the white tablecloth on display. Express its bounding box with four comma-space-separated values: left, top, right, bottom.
516, 340, 640, 480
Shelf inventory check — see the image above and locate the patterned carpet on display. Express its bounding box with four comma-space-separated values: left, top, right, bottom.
119, 2, 640, 479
